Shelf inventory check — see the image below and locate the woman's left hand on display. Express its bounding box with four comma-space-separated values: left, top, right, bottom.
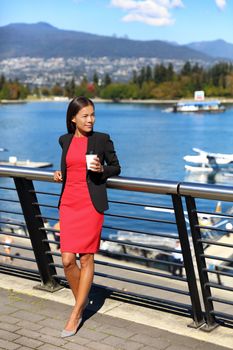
89, 156, 104, 173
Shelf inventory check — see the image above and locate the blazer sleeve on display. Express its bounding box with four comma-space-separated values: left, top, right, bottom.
101, 134, 121, 180
58, 135, 64, 148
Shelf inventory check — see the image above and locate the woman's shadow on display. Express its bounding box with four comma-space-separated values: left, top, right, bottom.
81, 284, 111, 324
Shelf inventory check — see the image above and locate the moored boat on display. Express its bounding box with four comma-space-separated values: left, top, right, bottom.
0, 156, 52, 168
173, 100, 225, 113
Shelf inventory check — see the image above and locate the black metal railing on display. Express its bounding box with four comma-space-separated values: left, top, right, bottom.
0, 165, 233, 331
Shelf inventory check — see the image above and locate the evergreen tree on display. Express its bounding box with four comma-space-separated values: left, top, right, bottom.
132, 70, 138, 84
64, 77, 76, 98
181, 61, 192, 76
154, 64, 167, 83
93, 72, 99, 85
0, 78, 30, 100
167, 63, 175, 81
145, 65, 152, 81
0, 74, 6, 90
51, 83, 64, 96
138, 67, 146, 87
104, 73, 112, 86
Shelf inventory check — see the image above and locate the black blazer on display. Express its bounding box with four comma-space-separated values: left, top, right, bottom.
58, 131, 121, 213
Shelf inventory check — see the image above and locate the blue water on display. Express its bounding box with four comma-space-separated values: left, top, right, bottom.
1, 101, 233, 236
1, 101, 233, 180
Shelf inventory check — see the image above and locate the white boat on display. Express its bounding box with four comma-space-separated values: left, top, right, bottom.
173, 100, 225, 113
0, 156, 52, 168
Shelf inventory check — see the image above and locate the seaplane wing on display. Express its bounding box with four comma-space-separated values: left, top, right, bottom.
193, 148, 233, 161
208, 152, 233, 159
192, 148, 208, 155
183, 155, 208, 164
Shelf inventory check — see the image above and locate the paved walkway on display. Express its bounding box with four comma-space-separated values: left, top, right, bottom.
0, 274, 232, 350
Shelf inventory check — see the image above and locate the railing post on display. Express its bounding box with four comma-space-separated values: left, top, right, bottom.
215, 266, 222, 285
14, 177, 62, 292
185, 196, 218, 331
172, 194, 205, 328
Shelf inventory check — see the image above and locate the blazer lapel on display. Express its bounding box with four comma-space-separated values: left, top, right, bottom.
87, 131, 96, 154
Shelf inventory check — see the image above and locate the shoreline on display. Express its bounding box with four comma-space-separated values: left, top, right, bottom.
1, 97, 233, 104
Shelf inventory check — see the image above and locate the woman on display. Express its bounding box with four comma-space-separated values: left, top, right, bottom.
54, 96, 120, 338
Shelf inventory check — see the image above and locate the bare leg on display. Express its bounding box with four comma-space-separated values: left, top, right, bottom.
62, 252, 81, 300
4, 247, 12, 262
63, 253, 94, 331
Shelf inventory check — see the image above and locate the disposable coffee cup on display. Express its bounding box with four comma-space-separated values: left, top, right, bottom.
86, 154, 97, 170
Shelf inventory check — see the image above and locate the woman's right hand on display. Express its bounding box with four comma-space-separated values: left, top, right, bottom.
54, 170, 63, 182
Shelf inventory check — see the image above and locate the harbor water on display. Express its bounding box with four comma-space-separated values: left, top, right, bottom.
1, 101, 233, 238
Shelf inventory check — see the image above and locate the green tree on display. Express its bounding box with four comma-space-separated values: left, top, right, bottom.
100, 83, 136, 100
0, 83, 11, 99
64, 77, 76, 98
19, 84, 30, 99
93, 72, 99, 85
166, 63, 175, 81
132, 70, 138, 84
103, 73, 112, 86
181, 61, 192, 76
138, 67, 146, 87
41, 87, 50, 97
0, 81, 25, 100
139, 81, 156, 99
154, 64, 167, 83
0, 74, 5, 90
51, 83, 64, 96
208, 62, 232, 88
145, 65, 152, 81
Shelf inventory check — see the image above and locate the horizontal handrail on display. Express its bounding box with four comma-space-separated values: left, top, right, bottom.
2, 165, 233, 200
0, 165, 179, 194
179, 182, 233, 201
0, 165, 54, 182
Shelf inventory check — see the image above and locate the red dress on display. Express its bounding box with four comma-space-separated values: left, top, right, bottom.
59, 136, 104, 253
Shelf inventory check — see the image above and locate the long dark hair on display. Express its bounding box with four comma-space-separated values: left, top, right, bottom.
66, 96, 95, 134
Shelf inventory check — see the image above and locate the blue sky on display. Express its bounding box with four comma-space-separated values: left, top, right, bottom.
0, 0, 232, 44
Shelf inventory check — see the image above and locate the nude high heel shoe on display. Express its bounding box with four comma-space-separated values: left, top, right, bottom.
60, 298, 89, 338
61, 317, 82, 338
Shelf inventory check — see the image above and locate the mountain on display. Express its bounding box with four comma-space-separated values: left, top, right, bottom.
0, 22, 212, 61
186, 39, 233, 60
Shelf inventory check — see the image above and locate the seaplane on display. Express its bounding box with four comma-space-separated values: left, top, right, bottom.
184, 148, 233, 173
